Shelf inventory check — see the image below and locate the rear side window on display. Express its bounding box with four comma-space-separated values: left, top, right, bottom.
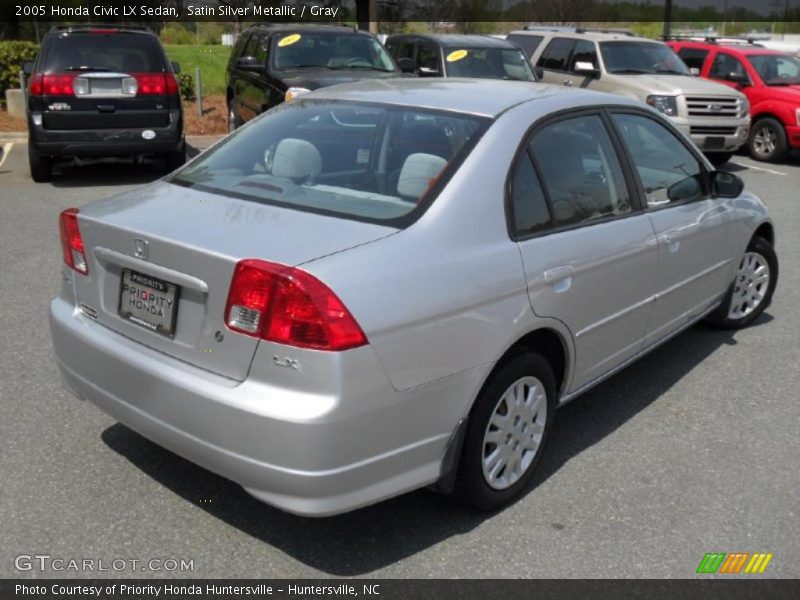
172, 101, 489, 226
41, 33, 166, 73
528, 115, 632, 228
677, 47, 709, 71
510, 154, 550, 236
507, 34, 544, 59
537, 37, 575, 72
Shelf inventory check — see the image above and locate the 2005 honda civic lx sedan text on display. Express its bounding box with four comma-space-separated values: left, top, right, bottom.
50, 79, 778, 516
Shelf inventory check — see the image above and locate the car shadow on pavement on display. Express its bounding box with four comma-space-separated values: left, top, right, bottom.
101, 313, 773, 576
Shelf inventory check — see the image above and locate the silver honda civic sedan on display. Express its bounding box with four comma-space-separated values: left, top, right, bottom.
50, 79, 777, 516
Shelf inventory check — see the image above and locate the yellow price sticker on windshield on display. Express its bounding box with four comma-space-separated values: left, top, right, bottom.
446, 50, 468, 62
278, 34, 302, 47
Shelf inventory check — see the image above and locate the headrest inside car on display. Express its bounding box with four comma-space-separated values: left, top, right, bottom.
271, 138, 322, 181
397, 153, 447, 199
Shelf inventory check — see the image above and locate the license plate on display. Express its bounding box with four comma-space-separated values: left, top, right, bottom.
118, 269, 179, 336
704, 136, 725, 150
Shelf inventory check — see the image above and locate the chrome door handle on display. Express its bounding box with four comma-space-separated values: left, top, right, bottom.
563, 80, 573, 87
544, 265, 574, 285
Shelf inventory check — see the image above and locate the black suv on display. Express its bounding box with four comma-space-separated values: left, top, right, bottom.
385, 34, 536, 81
226, 25, 400, 131
24, 25, 185, 182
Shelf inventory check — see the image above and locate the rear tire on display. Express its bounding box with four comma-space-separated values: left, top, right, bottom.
163, 143, 186, 173
28, 144, 52, 182
707, 236, 778, 329
227, 103, 239, 133
748, 117, 788, 163
455, 351, 556, 511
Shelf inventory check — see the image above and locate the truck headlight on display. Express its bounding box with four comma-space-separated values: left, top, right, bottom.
740, 97, 750, 118
646, 95, 678, 117
285, 87, 311, 102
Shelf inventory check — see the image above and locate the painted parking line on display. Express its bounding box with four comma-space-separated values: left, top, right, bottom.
730, 160, 787, 176
0, 143, 12, 169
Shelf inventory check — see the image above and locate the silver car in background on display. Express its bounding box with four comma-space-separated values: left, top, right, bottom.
50, 79, 778, 516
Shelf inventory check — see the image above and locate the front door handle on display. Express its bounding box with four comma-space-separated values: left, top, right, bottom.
562, 79, 573, 87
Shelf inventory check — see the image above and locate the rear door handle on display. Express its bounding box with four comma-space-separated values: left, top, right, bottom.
562, 80, 573, 87
544, 265, 574, 285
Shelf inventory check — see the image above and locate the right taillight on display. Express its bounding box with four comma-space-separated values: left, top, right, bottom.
59, 208, 88, 275
225, 259, 367, 351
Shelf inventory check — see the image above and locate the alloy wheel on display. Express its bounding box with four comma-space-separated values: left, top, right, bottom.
481, 375, 547, 490
753, 126, 777, 158
728, 251, 770, 320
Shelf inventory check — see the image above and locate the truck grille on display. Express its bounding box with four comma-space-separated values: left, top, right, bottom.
690, 126, 738, 135
686, 97, 741, 117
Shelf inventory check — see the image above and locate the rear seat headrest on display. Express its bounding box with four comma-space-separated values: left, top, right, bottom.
397, 153, 448, 199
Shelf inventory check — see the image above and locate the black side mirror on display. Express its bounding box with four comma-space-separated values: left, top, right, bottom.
712, 171, 744, 198
236, 56, 264, 72
396, 58, 416, 74
22, 61, 34, 76
667, 176, 703, 202
171, 61, 181, 74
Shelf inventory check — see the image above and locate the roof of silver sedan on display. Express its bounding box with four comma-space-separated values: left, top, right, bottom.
305, 78, 638, 118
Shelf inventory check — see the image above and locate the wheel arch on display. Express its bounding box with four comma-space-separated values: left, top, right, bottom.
753, 221, 775, 246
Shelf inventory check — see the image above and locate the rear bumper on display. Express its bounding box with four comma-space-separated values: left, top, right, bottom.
29, 110, 183, 157
49, 294, 466, 516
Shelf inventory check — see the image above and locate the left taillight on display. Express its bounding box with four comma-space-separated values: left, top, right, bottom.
59, 208, 88, 275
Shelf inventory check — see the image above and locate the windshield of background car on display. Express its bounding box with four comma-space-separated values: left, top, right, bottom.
748, 53, 800, 85
444, 48, 536, 80
272, 32, 396, 72
600, 41, 690, 75
172, 101, 489, 225
41, 32, 167, 72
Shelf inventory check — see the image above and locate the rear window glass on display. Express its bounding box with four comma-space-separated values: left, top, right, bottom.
42, 33, 166, 73
444, 48, 536, 81
172, 101, 489, 226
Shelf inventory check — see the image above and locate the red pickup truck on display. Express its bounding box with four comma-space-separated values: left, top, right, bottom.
668, 39, 800, 163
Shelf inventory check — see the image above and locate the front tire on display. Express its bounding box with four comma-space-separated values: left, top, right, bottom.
28, 144, 52, 182
707, 236, 778, 329
455, 352, 556, 511
227, 103, 239, 133
748, 118, 788, 163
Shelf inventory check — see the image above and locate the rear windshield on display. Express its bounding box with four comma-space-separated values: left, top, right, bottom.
444, 48, 536, 81
172, 100, 489, 226
42, 33, 167, 73
600, 41, 690, 76
272, 32, 396, 72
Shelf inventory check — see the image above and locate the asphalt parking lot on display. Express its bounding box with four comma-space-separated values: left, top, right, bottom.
0, 139, 798, 579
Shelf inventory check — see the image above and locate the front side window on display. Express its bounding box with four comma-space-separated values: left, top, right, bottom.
677, 47, 709, 71
417, 45, 441, 75
172, 101, 488, 225
569, 40, 599, 72
612, 113, 705, 207
445, 48, 536, 81
272, 32, 396, 72
600, 41, 690, 75
537, 37, 575, 72
748, 53, 800, 85
528, 114, 632, 228
709, 52, 748, 82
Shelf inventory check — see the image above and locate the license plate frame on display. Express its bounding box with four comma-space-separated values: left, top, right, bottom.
704, 136, 725, 150
118, 269, 180, 336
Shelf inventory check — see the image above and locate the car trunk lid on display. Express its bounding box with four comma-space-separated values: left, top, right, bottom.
71, 182, 396, 381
